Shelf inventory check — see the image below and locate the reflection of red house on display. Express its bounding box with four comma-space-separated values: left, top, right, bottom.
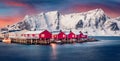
58, 31, 66, 39
39, 30, 52, 39
67, 31, 76, 39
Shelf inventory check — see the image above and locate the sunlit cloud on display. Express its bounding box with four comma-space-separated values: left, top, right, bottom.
4, 1, 28, 7
0, 0, 38, 28
0, 16, 23, 28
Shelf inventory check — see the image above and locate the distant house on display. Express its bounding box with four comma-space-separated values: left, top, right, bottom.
7, 30, 22, 39
0, 28, 8, 34
23, 31, 42, 39
8, 32, 17, 38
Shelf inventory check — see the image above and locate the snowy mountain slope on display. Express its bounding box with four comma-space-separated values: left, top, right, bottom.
43, 11, 60, 31
103, 17, 120, 36
8, 11, 60, 31
61, 8, 109, 30
6, 8, 120, 36
104, 17, 120, 31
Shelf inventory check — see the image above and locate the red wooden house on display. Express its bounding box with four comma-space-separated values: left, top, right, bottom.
82, 35, 88, 38
77, 31, 88, 39
67, 31, 76, 39
39, 30, 52, 40
57, 31, 67, 40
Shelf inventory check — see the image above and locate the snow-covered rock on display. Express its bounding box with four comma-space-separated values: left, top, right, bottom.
104, 17, 120, 36
104, 17, 120, 31
5, 8, 120, 36
61, 8, 109, 30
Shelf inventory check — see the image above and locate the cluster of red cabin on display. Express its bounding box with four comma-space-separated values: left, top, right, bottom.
22, 30, 88, 40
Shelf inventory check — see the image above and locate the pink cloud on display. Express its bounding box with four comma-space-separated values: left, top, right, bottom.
0, 15, 23, 28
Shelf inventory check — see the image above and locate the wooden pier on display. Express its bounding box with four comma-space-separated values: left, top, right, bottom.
0, 37, 99, 45
11, 38, 51, 45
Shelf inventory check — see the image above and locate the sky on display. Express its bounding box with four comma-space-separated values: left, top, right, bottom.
0, 0, 120, 28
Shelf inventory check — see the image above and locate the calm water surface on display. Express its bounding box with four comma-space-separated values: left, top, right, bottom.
0, 36, 120, 61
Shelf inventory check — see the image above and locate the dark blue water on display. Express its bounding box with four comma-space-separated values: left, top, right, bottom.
0, 36, 120, 61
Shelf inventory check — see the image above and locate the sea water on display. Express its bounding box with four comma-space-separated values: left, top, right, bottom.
0, 36, 120, 61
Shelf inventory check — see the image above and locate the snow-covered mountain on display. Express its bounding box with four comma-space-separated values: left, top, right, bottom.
6, 8, 120, 36
7, 11, 60, 31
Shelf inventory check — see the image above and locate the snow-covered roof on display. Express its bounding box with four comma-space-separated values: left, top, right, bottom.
64, 31, 70, 35
24, 31, 43, 34
52, 30, 60, 34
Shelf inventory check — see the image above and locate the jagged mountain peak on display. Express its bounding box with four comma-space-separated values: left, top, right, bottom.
24, 11, 59, 18
5, 8, 120, 36
60, 8, 108, 30
7, 9, 108, 30
24, 15, 29, 18
88, 8, 104, 13
46, 11, 59, 14
23, 15, 29, 20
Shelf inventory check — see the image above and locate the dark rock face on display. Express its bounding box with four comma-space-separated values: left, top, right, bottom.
110, 22, 119, 31
76, 20, 83, 29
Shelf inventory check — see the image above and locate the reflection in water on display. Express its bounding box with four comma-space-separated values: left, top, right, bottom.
2, 38, 11, 44
50, 43, 57, 61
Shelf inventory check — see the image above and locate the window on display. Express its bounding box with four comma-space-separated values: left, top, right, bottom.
41, 34, 45, 37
